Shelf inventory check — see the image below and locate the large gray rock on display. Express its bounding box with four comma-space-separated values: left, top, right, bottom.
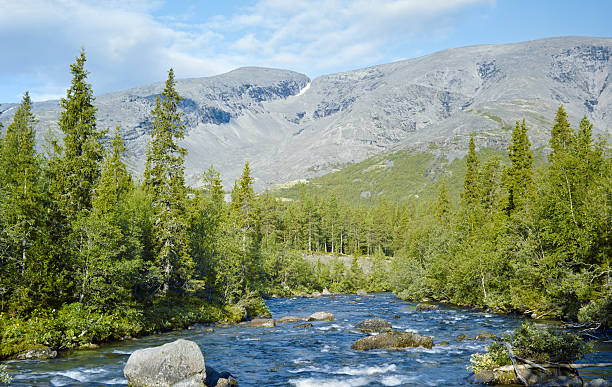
354, 318, 393, 333
351, 331, 434, 350
3, 37, 610, 192
307, 311, 334, 321
124, 339, 206, 387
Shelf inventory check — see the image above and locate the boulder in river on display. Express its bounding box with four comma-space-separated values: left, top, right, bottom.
124, 339, 206, 387
415, 303, 439, 311
356, 289, 368, 296
354, 318, 393, 333
351, 331, 434, 350
205, 366, 239, 387
474, 364, 583, 386
294, 323, 313, 329
248, 318, 276, 327
276, 316, 306, 324
322, 288, 331, 295
15, 346, 57, 360
308, 311, 334, 321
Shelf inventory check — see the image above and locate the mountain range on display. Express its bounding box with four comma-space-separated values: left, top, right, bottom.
1, 36, 610, 190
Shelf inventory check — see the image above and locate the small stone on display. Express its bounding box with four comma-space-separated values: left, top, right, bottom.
475, 332, 496, 340
435, 341, 450, 346
248, 318, 276, 327
15, 347, 57, 360
415, 303, 439, 311
308, 311, 334, 321
276, 316, 306, 324
294, 323, 313, 328
393, 314, 401, 319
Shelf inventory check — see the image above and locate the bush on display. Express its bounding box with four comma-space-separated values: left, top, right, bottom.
578, 297, 612, 329
0, 363, 11, 385
469, 322, 592, 373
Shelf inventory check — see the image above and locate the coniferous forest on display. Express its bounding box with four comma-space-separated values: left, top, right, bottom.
0, 51, 611, 360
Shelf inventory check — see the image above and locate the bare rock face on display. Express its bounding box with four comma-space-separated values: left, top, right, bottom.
351, 331, 434, 350
307, 311, 334, 321
2, 37, 611, 191
123, 339, 206, 387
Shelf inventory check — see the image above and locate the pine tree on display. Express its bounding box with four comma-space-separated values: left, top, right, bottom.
144, 68, 192, 295
505, 119, 534, 213
51, 49, 104, 220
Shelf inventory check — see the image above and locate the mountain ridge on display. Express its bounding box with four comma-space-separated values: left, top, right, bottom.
1, 36, 610, 190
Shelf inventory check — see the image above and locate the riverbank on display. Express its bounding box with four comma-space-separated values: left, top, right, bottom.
0, 295, 270, 361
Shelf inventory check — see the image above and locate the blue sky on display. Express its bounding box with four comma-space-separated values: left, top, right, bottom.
1, 0, 611, 102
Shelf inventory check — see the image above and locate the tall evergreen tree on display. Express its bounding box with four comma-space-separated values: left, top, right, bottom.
217, 162, 261, 301
144, 68, 192, 295
549, 105, 573, 163
93, 127, 133, 215
462, 134, 480, 208
0, 92, 42, 303
51, 49, 104, 220
435, 182, 451, 221
505, 119, 534, 213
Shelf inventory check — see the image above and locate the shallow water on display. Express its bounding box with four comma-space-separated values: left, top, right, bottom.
4, 293, 612, 386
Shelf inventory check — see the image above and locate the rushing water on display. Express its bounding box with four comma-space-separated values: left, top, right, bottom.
4, 293, 612, 386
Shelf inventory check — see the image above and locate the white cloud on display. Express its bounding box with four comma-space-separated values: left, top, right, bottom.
0, 0, 491, 101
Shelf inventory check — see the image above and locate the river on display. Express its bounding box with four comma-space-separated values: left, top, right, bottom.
4, 293, 612, 386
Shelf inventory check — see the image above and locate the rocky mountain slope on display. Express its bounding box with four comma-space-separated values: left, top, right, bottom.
1, 36, 610, 190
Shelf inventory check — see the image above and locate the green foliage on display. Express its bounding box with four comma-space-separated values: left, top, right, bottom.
578, 297, 612, 328
0, 363, 11, 384
144, 68, 192, 295
469, 322, 591, 373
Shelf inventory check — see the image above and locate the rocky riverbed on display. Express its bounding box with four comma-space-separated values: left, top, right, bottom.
3, 293, 612, 386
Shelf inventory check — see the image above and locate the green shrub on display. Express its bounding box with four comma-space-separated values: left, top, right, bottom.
0, 363, 11, 385
469, 322, 591, 373
578, 297, 612, 329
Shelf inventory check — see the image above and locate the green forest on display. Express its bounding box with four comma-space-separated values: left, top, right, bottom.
0, 51, 610, 359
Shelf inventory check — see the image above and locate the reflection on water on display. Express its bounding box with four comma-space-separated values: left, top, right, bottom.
5, 293, 612, 386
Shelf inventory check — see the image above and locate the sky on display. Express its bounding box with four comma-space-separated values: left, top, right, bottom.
1, 0, 611, 102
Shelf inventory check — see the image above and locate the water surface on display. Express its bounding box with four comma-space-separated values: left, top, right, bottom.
5, 293, 611, 386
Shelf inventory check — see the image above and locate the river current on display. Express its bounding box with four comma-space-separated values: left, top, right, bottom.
5, 293, 612, 386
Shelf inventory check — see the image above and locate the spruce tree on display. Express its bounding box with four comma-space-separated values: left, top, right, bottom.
144, 68, 192, 295
549, 105, 573, 163
505, 119, 534, 213
51, 49, 104, 220
462, 134, 480, 208
0, 92, 41, 292
93, 127, 133, 215
435, 182, 451, 221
